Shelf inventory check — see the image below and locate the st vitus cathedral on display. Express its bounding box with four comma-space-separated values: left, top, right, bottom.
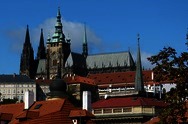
20, 8, 136, 79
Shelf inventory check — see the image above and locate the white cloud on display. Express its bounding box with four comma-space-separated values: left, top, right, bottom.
32, 18, 103, 54
6, 16, 154, 71
6, 17, 103, 56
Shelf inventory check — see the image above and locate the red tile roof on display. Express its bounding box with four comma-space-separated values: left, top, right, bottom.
69, 109, 95, 118
11, 99, 76, 124
65, 76, 96, 86
36, 76, 96, 86
88, 70, 153, 87
92, 97, 167, 109
35, 79, 52, 85
0, 103, 24, 121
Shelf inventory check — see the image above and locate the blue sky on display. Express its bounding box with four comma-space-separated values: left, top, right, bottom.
0, 0, 188, 74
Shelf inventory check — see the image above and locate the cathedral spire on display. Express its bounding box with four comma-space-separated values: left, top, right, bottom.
37, 28, 46, 59
82, 23, 88, 57
57, 7, 61, 23
20, 25, 35, 79
52, 7, 65, 42
25, 25, 31, 46
135, 34, 144, 92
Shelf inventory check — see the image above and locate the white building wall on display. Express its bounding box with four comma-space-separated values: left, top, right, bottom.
0, 83, 36, 102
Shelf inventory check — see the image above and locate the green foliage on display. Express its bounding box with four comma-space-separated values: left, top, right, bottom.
148, 46, 188, 123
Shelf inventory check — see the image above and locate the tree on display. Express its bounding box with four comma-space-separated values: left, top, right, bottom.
148, 46, 188, 123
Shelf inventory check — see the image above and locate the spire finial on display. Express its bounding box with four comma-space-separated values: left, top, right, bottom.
135, 33, 144, 92
57, 7, 61, 16
137, 33, 140, 45
25, 25, 31, 45
47, 33, 51, 42
56, 7, 61, 23
82, 23, 88, 57
83, 23, 87, 44
66, 33, 71, 43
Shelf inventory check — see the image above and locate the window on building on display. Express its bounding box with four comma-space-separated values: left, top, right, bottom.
103, 108, 112, 114
94, 109, 102, 114
34, 104, 42, 109
113, 108, 122, 113
21, 96, 23, 100
123, 107, 132, 112
53, 59, 57, 66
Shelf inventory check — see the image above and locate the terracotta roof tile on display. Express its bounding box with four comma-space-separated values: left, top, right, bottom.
35, 79, 52, 85
65, 76, 96, 86
92, 97, 167, 109
88, 70, 153, 87
0, 113, 13, 121
69, 109, 95, 118
0, 103, 24, 121
29, 99, 65, 116
11, 99, 77, 124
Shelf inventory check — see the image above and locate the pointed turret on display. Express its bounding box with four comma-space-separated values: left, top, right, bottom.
20, 25, 35, 79
135, 34, 144, 92
24, 25, 31, 46
37, 29, 46, 59
82, 24, 88, 57
51, 7, 65, 42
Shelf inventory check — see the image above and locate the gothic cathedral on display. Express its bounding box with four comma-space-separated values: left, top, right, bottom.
20, 7, 135, 79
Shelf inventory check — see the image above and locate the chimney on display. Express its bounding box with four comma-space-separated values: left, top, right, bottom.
151, 71, 154, 81
82, 91, 91, 112
24, 90, 34, 109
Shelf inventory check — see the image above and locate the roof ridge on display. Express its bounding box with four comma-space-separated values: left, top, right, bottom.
88, 51, 129, 56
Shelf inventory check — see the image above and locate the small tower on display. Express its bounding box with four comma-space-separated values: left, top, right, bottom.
46, 7, 71, 79
37, 29, 46, 60
135, 34, 144, 92
20, 25, 35, 78
82, 23, 88, 57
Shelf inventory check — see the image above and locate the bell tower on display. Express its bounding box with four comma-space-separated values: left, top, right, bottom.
46, 7, 71, 79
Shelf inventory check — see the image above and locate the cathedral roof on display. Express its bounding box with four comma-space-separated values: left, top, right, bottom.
65, 52, 86, 67
36, 59, 46, 74
86, 51, 135, 69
